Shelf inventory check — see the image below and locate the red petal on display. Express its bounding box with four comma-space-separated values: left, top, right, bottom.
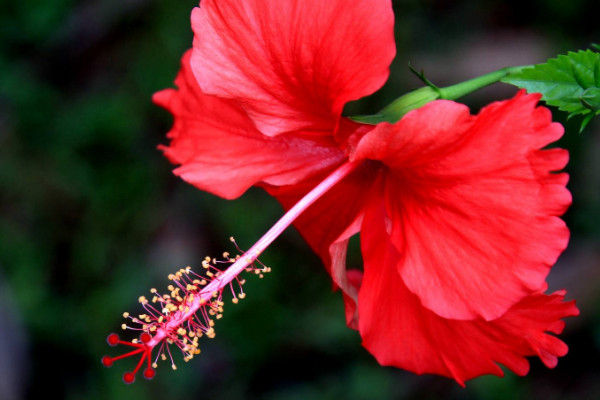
359, 200, 579, 385
352, 93, 571, 321
154, 50, 346, 199
264, 161, 381, 327
191, 0, 396, 136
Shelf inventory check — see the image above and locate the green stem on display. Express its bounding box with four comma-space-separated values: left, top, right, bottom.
351, 65, 530, 125
437, 66, 528, 100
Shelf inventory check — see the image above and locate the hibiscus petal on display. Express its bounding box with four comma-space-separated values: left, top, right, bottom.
191, 0, 396, 136
154, 50, 346, 199
359, 200, 579, 385
352, 92, 571, 321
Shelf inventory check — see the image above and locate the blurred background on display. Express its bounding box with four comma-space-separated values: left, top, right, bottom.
0, 0, 598, 399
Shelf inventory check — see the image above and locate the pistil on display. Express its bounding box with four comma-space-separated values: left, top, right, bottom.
103, 160, 361, 383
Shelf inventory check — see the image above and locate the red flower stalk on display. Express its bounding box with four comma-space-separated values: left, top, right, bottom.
150, 0, 579, 385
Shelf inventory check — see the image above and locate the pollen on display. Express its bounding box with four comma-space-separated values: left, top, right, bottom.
102, 244, 270, 383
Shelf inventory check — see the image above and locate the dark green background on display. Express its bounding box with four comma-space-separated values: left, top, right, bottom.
0, 1, 598, 399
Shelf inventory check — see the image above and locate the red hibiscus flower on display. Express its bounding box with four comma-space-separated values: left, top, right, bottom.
153, 0, 578, 384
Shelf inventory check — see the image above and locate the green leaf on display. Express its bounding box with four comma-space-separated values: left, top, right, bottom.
502, 48, 600, 131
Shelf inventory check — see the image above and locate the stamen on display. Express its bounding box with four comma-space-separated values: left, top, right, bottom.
102, 161, 360, 383
102, 248, 270, 383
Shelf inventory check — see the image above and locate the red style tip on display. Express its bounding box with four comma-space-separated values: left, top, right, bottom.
143, 368, 156, 380
101, 356, 113, 367
123, 372, 135, 384
107, 333, 119, 346
140, 332, 152, 343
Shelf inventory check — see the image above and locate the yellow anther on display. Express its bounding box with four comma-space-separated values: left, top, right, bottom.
132, 339, 138, 344
212, 291, 219, 298
209, 320, 215, 327
121, 324, 127, 330
122, 312, 130, 318
172, 364, 177, 371
152, 362, 158, 368
168, 274, 175, 280
161, 354, 167, 361
150, 288, 157, 293
223, 252, 230, 258
138, 296, 148, 304
216, 314, 223, 320
152, 296, 159, 303
239, 293, 246, 299
150, 326, 157, 332
206, 271, 214, 277
232, 298, 239, 304
158, 316, 164, 323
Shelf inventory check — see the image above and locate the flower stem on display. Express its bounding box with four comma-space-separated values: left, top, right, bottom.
437, 66, 528, 100
352, 65, 530, 124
